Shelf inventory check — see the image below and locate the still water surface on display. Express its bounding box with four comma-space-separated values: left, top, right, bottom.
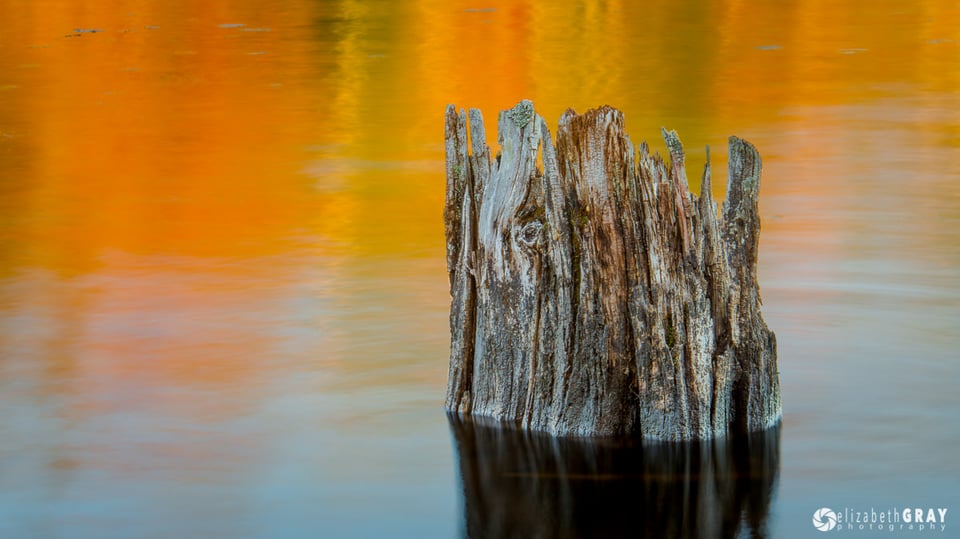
1, 1, 959, 537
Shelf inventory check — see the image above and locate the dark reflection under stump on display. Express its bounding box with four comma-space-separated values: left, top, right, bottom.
448, 415, 781, 539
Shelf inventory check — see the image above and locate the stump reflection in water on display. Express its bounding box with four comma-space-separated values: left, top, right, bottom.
448, 415, 780, 538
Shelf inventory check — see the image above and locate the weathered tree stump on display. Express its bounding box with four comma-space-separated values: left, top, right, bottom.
444, 100, 780, 440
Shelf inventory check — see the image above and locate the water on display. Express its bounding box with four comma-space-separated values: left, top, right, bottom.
450, 417, 781, 538
0, 1, 958, 537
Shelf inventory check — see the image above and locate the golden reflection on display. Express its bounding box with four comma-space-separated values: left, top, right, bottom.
5, 0, 955, 272
0, 1, 332, 273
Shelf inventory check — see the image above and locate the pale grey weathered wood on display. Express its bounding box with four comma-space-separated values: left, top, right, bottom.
444, 101, 781, 440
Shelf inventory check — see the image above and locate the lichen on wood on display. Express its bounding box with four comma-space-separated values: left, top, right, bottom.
443, 100, 781, 440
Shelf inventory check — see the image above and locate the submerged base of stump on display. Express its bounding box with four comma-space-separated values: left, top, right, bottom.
443, 100, 781, 441
449, 414, 780, 537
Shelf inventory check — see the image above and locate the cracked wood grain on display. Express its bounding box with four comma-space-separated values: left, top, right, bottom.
444, 101, 781, 440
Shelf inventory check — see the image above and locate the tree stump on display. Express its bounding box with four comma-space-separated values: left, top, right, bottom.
443, 100, 781, 440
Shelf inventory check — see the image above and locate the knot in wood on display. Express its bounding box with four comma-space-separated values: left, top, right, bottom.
515, 221, 543, 250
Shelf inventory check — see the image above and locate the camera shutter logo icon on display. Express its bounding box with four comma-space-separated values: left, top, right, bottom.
812, 507, 838, 531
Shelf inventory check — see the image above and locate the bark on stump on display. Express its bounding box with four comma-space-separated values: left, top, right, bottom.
443, 100, 781, 440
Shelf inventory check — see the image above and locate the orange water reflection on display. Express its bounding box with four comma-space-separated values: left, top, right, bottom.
2, 1, 957, 265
